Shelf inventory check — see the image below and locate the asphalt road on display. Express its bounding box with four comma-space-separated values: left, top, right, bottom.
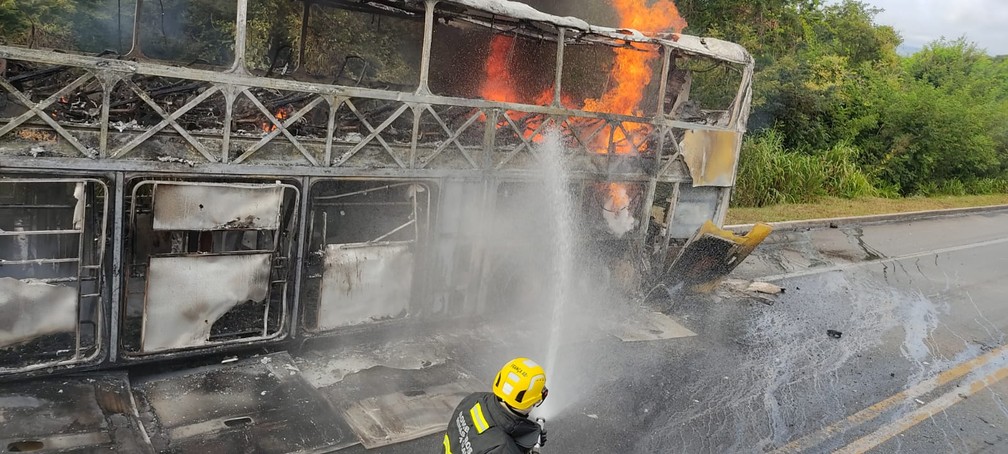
376, 210, 1008, 453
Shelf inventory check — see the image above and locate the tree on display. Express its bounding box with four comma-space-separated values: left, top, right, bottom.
905, 38, 1006, 100
0, 0, 79, 46
866, 80, 1000, 194
804, 1, 900, 67
762, 2, 900, 144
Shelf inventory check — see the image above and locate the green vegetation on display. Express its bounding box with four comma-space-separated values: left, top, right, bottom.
680, 0, 1008, 206
1, 0, 88, 48
733, 130, 878, 207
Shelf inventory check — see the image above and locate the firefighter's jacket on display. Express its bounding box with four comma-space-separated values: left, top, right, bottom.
443, 392, 541, 454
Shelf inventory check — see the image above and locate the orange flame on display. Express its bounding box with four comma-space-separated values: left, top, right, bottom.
476, 1, 688, 221
585, 0, 688, 155
478, 36, 524, 129
591, 0, 686, 218
262, 107, 291, 133
612, 0, 687, 35
607, 182, 631, 212
517, 87, 579, 144
480, 35, 521, 104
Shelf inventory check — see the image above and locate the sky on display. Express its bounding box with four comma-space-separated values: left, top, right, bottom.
860, 0, 1008, 55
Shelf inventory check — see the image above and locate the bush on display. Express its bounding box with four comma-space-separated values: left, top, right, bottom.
907, 178, 1008, 196
937, 179, 967, 196
821, 142, 878, 198
733, 130, 821, 207
732, 131, 877, 207
963, 178, 1008, 195
865, 80, 1001, 195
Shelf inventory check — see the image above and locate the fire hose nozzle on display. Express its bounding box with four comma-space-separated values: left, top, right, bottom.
534, 418, 546, 449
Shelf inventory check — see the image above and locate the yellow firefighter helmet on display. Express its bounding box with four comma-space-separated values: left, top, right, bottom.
492, 357, 548, 412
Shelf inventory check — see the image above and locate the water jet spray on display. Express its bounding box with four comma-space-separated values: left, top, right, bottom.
536, 129, 576, 422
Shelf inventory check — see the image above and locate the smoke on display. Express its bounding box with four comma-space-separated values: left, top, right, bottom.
520, 0, 620, 28
523, 0, 688, 33
603, 184, 636, 238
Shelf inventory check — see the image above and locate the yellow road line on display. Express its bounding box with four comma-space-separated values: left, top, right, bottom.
835, 364, 1008, 454
772, 343, 1008, 453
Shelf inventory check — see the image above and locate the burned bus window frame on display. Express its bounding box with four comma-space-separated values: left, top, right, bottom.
120, 179, 300, 356
246, 0, 424, 89
0, 177, 109, 374
664, 54, 747, 125
300, 179, 433, 334
134, 0, 237, 66
0, 0, 138, 56
430, 23, 557, 105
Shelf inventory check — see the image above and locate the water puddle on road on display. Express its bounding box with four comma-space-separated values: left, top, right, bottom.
638, 268, 948, 453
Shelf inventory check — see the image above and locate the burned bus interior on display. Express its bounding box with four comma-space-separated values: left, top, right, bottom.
0, 0, 769, 451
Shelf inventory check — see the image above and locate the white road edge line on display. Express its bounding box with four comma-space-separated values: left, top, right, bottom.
760, 236, 1008, 282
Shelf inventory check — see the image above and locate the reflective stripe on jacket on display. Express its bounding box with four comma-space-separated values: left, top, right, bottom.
443, 392, 540, 454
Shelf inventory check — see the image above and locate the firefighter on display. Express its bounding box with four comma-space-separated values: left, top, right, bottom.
443, 357, 549, 454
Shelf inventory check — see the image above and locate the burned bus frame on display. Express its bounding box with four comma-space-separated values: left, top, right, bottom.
0, 0, 755, 379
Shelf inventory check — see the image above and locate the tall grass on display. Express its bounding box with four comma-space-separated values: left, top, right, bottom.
820, 142, 878, 198
732, 131, 877, 207
916, 177, 1008, 196
964, 178, 1008, 194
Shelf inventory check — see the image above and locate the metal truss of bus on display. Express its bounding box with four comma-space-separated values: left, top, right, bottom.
0, 1, 753, 190
0, 178, 109, 375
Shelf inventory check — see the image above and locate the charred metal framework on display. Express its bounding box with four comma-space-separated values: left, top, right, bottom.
0, 178, 108, 375
0, 0, 754, 378
301, 180, 432, 332
120, 180, 300, 356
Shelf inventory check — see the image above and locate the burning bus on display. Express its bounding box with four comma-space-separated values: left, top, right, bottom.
0, 0, 767, 451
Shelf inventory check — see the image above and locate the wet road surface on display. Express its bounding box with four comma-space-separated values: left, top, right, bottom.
374, 210, 1008, 453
